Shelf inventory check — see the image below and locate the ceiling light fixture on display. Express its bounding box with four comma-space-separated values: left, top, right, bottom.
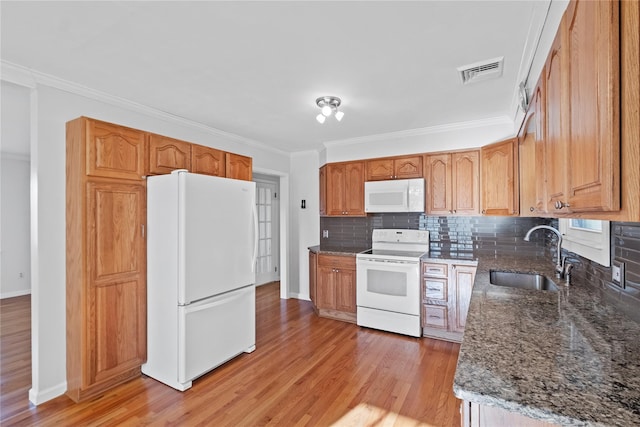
316, 96, 344, 124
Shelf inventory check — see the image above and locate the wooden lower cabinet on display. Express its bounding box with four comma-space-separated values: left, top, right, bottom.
422, 261, 476, 342
314, 254, 356, 323
309, 251, 318, 309
461, 401, 559, 427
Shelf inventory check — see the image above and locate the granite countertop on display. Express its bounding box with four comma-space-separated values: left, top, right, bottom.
308, 245, 369, 256
454, 254, 640, 427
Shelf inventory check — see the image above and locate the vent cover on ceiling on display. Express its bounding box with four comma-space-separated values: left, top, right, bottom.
457, 57, 504, 84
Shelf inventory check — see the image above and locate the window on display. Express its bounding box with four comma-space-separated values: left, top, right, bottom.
559, 219, 610, 267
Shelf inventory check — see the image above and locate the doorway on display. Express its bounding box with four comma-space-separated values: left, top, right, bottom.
253, 174, 280, 286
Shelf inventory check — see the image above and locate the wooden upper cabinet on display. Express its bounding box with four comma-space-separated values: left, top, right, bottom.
425, 154, 452, 215
425, 151, 479, 216
519, 76, 547, 217
452, 151, 480, 216
147, 134, 191, 175
191, 144, 226, 177
326, 161, 365, 216
319, 165, 327, 216
545, 26, 569, 214
565, 0, 620, 212
226, 153, 253, 181
366, 155, 423, 181
86, 118, 145, 181
481, 138, 519, 216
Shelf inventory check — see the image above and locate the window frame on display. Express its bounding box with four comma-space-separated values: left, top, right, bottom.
559, 219, 611, 267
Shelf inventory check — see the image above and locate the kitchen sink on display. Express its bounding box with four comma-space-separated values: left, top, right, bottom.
489, 270, 559, 292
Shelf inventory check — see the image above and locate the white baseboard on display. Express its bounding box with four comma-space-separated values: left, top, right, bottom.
1, 289, 31, 299
289, 292, 310, 301
29, 381, 67, 405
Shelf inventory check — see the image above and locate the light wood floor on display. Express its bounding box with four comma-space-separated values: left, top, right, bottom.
0, 283, 461, 426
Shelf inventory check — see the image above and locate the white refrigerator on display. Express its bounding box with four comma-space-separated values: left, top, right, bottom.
142, 170, 257, 391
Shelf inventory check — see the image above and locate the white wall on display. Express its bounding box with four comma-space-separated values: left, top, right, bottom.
1, 155, 31, 298
288, 151, 320, 299
0, 77, 291, 405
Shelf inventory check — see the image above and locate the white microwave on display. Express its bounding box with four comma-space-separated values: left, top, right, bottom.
364, 178, 425, 213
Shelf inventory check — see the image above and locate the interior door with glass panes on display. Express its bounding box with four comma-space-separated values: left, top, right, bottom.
254, 177, 280, 285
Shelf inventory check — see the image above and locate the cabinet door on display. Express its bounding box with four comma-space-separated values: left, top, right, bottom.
319, 166, 327, 216
87, 119, 145, 181
335, 269, 356, 313
565, 0, 620, 212
394, 156, 423, 179
309, 251, 317, 305
452, 151, 480, 215
226, 153, 253, 181
425, 154, 452, 215
316, 266, 336, 310
147, 134, 191, 175
518, 77, 548, 217
87, 182, 146, 384
450, 265, 476, 333
366, 159, 394, 181
191, 144, 226, 177
344, 162, 365, 215
326, 164, 346, 216
481, 139, 518, 216
545, 28, 569, 213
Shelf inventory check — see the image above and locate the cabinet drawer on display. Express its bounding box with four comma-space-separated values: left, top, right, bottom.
318, 254, 355, 270
423, 305, 448, 329
423, 278, 447, 301
422, 262, 448, 278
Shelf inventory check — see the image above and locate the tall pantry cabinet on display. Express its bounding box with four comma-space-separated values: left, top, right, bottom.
66, 117, 147, 402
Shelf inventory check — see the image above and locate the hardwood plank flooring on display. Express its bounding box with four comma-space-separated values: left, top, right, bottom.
1, 283, 461, 426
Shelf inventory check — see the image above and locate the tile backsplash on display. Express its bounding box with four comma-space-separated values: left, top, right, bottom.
319, 214, 550, 255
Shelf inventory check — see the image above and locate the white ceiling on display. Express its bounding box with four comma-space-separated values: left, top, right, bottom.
1, 1, 549, 154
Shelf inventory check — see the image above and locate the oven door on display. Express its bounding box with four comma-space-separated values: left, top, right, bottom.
356, 257, 420, 315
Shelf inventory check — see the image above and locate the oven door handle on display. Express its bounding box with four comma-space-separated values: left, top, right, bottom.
358, 258, 419, 265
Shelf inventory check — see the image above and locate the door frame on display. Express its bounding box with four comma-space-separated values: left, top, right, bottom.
253, 168, 289, 300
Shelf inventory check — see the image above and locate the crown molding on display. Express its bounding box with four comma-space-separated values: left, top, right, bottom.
1, 61, 290, 158
322, 115, 514, 149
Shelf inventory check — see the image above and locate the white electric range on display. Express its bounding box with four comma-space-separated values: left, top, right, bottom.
356, 229, 429, 337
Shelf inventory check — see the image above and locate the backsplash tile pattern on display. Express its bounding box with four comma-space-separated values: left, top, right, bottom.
319, 214, 550, 255
559, 220, 640, 321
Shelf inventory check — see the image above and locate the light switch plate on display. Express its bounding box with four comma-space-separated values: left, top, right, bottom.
612, 259, 625, 289
322, 230, 329, 238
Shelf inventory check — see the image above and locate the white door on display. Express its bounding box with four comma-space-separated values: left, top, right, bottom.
254, 176, 279, 286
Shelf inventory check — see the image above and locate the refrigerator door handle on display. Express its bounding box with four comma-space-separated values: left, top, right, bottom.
252, 201, 259, 272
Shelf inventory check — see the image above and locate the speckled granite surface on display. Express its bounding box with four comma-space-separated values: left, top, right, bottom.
454, 254, 640, 427
308, 245, 368, 256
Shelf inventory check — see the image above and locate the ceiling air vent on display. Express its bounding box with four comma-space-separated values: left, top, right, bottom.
457, 57, 504, 84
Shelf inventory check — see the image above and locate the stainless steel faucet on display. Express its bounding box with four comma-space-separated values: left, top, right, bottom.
524, 225, 567, 278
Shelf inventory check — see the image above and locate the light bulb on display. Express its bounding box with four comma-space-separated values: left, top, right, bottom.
321, 105, 332, 117
316, 114, 326, 124
334, 110, 344, 121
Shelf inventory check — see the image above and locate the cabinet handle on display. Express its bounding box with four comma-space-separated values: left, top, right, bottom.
453, 210, 456, 214
427, 286, 440, 291
141, 224, 145, 238
428, 314, 442, 319
530, 207, 535, 212
481, 209, 486, 214
554, 201, 570, 210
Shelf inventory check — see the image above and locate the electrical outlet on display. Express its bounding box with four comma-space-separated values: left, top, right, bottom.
322, 230, 329, 238
612, 259, 626, 289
